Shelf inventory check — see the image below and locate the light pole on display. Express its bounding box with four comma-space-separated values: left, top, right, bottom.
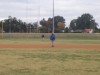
53, 0, 55, 33
37, 0, 40, 33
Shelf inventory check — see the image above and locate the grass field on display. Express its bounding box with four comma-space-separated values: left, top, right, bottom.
0, 49, 100, 75
0, 33, 100, 75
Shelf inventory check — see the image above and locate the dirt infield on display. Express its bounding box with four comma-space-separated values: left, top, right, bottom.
0, 44, 100, 50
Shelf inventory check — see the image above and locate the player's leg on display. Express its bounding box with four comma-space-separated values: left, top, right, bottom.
51, 40, 54, 47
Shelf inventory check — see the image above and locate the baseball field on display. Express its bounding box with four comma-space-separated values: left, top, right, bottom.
0, 33, 100, 75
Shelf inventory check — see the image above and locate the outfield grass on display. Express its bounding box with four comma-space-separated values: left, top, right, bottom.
0, 39, 100, 44
0, 33, 100, 45
1, 33, 100, 40
0, 49, 100, 75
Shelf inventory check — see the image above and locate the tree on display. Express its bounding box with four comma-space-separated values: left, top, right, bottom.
40, 18, 48, 33
57, 22, 65, 29
40, 18, 52, 33
69, 13, 98, 32
52, 16, 65, 33
40, 16, 65, 33
69, 19, 77, 32
64, 27, 69, 33
0, 21, 3, 32
2, 16, 32, 33
46, 18, 52, 32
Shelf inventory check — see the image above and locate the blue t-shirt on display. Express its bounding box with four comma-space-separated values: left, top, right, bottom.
50, 34, 55, 41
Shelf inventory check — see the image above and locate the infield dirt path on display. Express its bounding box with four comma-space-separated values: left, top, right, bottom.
0, 44, 100, 50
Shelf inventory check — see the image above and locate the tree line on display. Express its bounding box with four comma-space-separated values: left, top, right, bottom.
0, 13, 100, 33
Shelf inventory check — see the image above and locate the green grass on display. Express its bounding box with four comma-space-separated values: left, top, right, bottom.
0, 39, 100, 44
1, 33, 100, 40
0, 49, 100, 75
0, 33, 100, 45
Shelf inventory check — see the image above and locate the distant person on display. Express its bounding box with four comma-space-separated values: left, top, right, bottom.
50, 32, 56, 47
41, 34, 44, 40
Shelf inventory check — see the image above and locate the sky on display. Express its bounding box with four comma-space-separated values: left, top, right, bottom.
0, 0, 100, 27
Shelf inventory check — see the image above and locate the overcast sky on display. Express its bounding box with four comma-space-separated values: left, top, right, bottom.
0, 0, 100, 27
